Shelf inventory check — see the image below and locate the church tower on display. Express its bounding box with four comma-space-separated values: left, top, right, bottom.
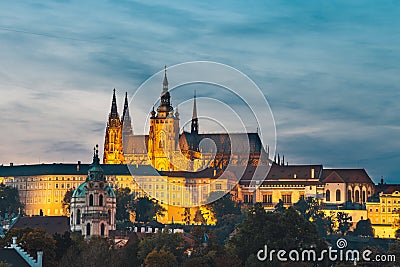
103, 89, 125, 164
148, 66, 180, 171
70, 146, 116, 239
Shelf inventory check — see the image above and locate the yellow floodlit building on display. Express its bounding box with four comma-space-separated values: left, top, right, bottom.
366, 191, 400, 238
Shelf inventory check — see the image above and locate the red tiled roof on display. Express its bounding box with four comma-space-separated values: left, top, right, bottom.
322, 169, 374, 184
12, 216, 70, 235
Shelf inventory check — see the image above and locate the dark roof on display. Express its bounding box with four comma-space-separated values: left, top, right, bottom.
267, 163, 322, 180
125, 132, 265, 155
0, 248, 30, 267
322, 169, 374, 184
374, 184, 400, 194
158, 168, 217, 178
12, 216, 70, 235
0, 163, 156, 177
237, 163, 323, 184
181, 132, 264, 154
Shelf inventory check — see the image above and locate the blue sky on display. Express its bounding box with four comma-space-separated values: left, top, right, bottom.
0, 0, 399, 182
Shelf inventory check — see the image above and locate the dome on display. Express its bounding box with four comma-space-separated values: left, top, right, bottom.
71, 181, 116, 198
71, 145, 116, 199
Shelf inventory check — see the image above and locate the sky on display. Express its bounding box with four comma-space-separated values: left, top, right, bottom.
0, 0, 399, 183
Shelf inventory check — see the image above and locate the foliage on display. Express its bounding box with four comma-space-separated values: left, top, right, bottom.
145, 249, 178, 267
353, 219, 374, 237
182, 208, 191, 225
336, 212, 352, 235
294, 197, 334, 237
133, 196, 166, 223
274, 199, 285, 213
115, 187, 133, 221
194, 208, 206, 225
206, 192, 241, 221
0, 227, 57, 267
61, 188, 74, 216
138, 231, 188, 264
229, 203, 326, 265
0, 183, 23, 219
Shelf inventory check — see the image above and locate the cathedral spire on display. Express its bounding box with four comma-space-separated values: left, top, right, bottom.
191, 90, 199, 135
163, 65, 168, 93
122, 92, 133, 136
157, 65, 173, 117
110, 88, 119, 118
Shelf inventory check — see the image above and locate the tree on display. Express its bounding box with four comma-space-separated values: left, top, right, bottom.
115, 187, 133, 222
145, 249, 177, 267
229, 204, 325, 265
0, 183, 23, 219
194, 208, 206, 225
353, 219, 374, 237
182, 208, 191, 225
294, 197, 334, 237
336, 212, 352, 235
274, 199, 285, 213
138, 231, 188, 264
206, 192, 241, 221
133, 196, 165, 223
0, 227, 57, 267
61, 188, 74, 216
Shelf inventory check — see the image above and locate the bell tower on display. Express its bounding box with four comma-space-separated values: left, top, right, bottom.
148, 66, 180, 171
103, 89, 125, 164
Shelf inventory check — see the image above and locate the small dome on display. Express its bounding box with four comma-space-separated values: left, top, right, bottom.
72, 182, 116, 198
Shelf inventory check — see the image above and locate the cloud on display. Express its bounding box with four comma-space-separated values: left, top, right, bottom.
0, 0, 399, 182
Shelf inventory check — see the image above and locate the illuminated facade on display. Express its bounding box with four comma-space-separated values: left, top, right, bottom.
103, 89, 125, 164
366, 191, 400, 238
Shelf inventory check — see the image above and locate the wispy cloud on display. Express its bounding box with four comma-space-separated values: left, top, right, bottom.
0, 0, 399, 182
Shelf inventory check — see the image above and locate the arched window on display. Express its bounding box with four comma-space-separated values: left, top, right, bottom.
86, 223, 91, 237
71, 212, 73, 225
336, 189, 341, 202
76, 209, 81, 225
99, 194, 103, 206
362, 191, 366, 203
355, 190, 360, 203
108, 210, 111, 224
326, 190, 331, 201
101, 223, 105, 236
89, 194, 94, 206
347, 190, 352, 202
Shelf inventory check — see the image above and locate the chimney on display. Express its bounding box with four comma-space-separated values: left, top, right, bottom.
10, 162, 13, 166
77, 161, 81, 171
37, 251, 43, 267
311, 168, 315, 179
12, 236, 17, 247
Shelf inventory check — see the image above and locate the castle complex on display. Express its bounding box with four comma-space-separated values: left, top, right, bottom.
3, 67, 395, 236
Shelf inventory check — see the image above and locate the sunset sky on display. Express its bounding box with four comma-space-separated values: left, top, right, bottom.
0, 1, 399, 182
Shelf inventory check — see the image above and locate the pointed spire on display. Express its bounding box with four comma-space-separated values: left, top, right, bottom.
163, 65, 168, 93
192, 90, 197, 120
175, 105, 179, 119
110, 88, 119, 118
122, 92, 133, 136
191, 90, 199, 135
